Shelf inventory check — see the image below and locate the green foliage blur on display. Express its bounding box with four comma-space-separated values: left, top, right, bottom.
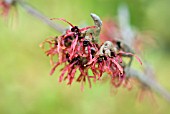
0, 0, 170, 114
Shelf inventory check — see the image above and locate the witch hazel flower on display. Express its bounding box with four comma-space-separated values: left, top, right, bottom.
86, 41, 126, 87
41, 13, 142, 90
41, 18, 99, 88
0, 0, 16, 17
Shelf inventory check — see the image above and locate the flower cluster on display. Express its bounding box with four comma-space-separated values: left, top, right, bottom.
41, 17, 141, 90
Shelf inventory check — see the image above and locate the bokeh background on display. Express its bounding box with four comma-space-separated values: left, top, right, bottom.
0, 0, 170, 114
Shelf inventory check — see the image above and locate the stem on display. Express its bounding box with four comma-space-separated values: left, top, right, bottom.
126, 68, 170, 102
16, 0, 65, 33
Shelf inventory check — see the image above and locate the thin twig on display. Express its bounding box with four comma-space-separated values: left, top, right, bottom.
15, 0, 65, 33
126, 67, 170, 102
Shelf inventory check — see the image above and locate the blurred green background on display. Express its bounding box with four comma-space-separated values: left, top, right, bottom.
0, 0, 170, 114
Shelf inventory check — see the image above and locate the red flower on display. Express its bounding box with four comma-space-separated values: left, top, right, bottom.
0, 0, 15, 17
41, 18, 99, 89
